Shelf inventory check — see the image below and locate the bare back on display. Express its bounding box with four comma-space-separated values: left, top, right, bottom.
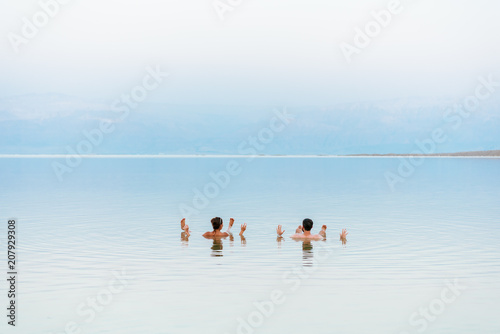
290, 233, 324, 240
202, 231, 230, 238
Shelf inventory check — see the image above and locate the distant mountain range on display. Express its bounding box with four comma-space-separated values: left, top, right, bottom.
1, 94, 499, 155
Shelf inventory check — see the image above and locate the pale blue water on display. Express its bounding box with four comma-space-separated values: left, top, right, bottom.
1, 157, 499, 333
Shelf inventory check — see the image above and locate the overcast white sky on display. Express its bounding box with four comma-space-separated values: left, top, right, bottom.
1, 0, 499, 106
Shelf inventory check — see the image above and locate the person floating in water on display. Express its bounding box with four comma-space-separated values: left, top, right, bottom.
180, 217, 247, 238
276, 218, 348, 242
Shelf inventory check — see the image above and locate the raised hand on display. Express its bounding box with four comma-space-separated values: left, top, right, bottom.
184, 225, 190, 237
276, 225, 285, 237
339, 228, 348, 240
319, 224, 327, 237
228, 218, 235, 231
295, 225, 303, 234
239, 223, 247, 236
181, 218, 186, 231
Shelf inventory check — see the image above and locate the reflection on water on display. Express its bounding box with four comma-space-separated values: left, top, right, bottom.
276, 236, 284, 248
181, 232, 247, 257
180, 231, 189, 246
211, 238, 223, 257
295, 239, 332, 267
340, 236, 347, 246
0, 158, 499, 334
302, 240, 314, 266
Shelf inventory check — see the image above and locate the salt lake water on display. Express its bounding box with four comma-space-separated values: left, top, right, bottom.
1, 157, 499, 333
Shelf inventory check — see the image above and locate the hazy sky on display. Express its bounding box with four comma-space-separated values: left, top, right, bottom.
1, 0, 499, 106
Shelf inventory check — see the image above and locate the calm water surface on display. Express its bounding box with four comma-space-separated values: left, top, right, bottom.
1, 158, 499, 333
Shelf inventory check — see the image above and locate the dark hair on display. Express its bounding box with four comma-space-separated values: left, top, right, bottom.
302, 218, 313, 231
211, 217, 223, 230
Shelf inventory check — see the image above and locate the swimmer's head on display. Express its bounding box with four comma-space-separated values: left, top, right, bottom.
302, 218, 313, 231
211, 217, 223, 230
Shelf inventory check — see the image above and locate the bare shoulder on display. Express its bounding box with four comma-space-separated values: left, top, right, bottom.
203, 232, 229, 238
291, 234, 323, 240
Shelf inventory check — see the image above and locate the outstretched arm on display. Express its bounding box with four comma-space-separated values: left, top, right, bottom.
319, 225, 327, 238
227, 218, 235, 233
239, 223, 247, 236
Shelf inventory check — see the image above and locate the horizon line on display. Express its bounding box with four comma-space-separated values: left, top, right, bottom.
0, 154, 499, 159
